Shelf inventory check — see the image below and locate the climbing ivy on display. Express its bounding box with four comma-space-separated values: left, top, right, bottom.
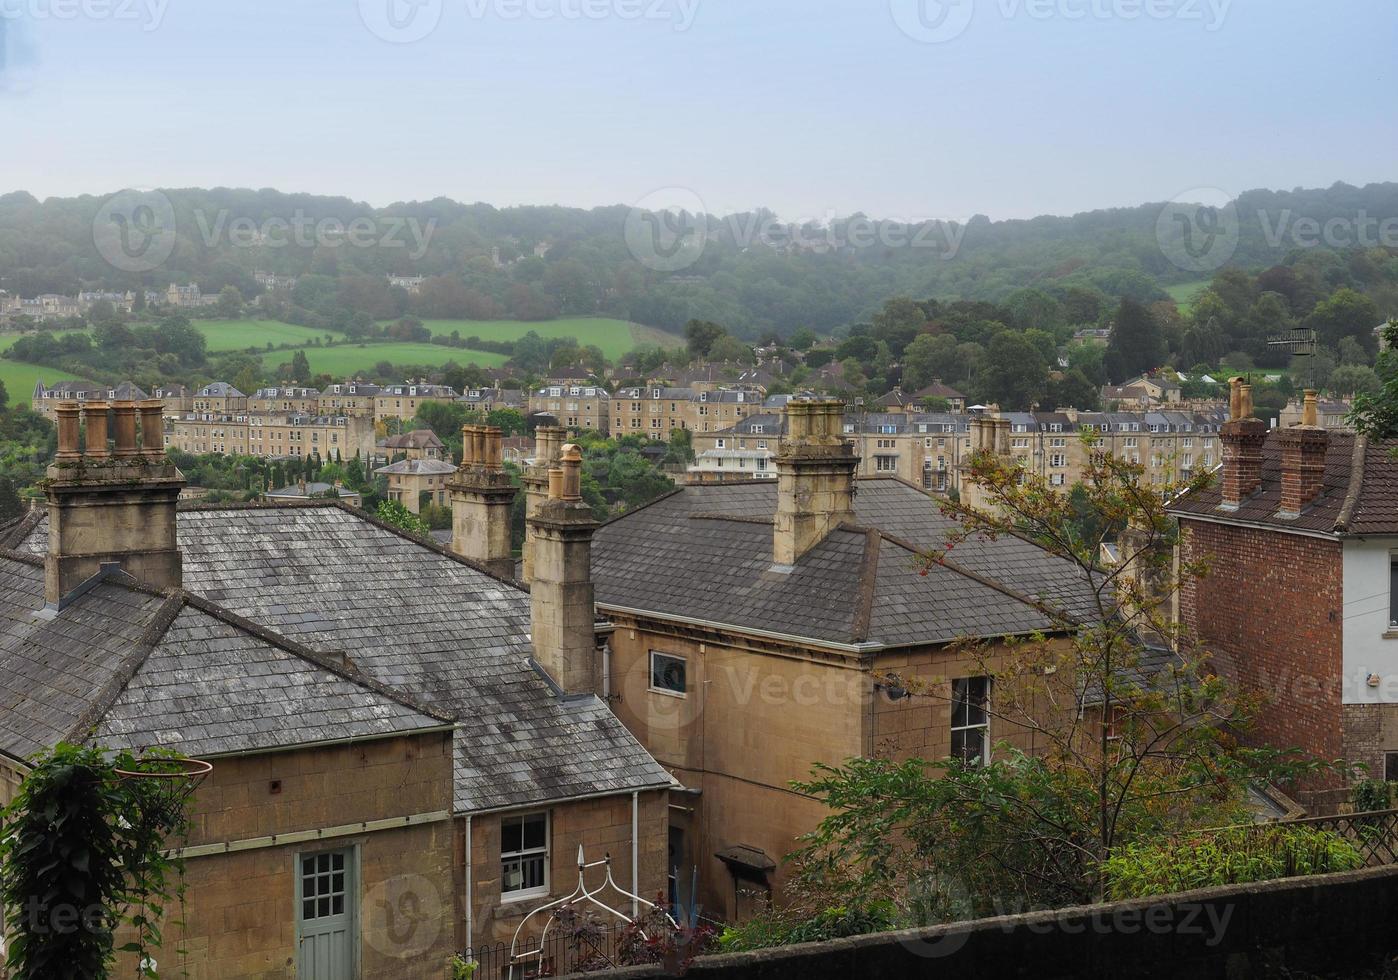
0, 744, 193, 979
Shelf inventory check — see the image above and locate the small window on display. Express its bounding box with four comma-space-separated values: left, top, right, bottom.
1390, 559, 1398, 627
650, 651, 687, 696
1386, 752, 1398, 782
501, 812, 549, 899
950, 677, 990, 765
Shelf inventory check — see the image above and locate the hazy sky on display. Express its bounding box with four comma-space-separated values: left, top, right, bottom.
1, 0, 1393, 221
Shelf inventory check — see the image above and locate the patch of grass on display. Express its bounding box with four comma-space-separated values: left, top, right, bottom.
194, 319, 345, 352
412, 317, 679, 362
0, 360, 92, 407
1164, 280, 1211, 314
262, 343, 509, 378
0, 333, 91, 405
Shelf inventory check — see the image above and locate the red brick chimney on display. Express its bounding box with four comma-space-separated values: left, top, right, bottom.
1218, 377, 1266, 510
1275, 389, 1328, 518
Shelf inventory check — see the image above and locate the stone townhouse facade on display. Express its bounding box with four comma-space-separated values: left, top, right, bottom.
250, 385, 322, 414
691, 406, 1225, 498
528, 384, 612, 435
168, 412, 378, 461
375, 383, 459, 425
192, 381, 248, 414
0, 401, 673, 978
29, 380, 149, 420
376, 457, 458, 513
592, 401, 1096, 919
1170, 386, 1398, 809
319, 381, 383, 418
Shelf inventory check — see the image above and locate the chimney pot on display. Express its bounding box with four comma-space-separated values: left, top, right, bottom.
55, 402, 82, 460
112, 400, 139, 457
84, 401, 111, 459
139, 399, 165, 457
1302, 389, 1318, 428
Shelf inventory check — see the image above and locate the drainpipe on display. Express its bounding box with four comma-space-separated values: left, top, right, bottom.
465, 815, 474, 954
631, 791, 640, 918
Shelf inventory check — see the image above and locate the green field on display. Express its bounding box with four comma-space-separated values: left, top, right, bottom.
1164, 280, 1211, 313
262, 343, 509, 378
195, 319, 345, 352
413, 318, 678, 362
0, 333, 91, 406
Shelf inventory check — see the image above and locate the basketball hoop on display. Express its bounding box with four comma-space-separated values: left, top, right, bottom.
113, 757, 213, 829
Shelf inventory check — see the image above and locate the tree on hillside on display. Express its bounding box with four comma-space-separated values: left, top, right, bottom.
217, 285, 244, 318
1330, 364, 1381, 399
974, 331, 1047, 410
870, 297, 926, 357
1304, 288, 1380, 353
1045, 367, 1099, 410
1005, 287, 1062, 333
684, 319, 727, 358
290, 350, 312, 385
1104, 298, 1166, 382
1179, 316, 1227, 369
708, 334, 755, 364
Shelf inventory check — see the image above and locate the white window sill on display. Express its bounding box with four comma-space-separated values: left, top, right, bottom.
649, 687, 687, 699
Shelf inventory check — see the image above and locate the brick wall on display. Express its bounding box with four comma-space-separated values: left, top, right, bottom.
1178, 518, 1345, 776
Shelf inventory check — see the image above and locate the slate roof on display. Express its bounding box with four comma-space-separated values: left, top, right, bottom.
1169, 430, 1398, 536
375, 459, 457, 476
381, 429, 445, 451
0, 557, 444, 764
9, 504, 672, 812
592, 479, 1096, 649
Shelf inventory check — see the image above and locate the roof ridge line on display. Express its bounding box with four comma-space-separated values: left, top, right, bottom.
179, 591, 456, 726
0, 547, 42, 568
66, 592, 187, 743
0, 509, 44, 551
688, 513, 773, 525
1334, 432, 1369, 533
849, 526, 881, 643
596, 485, 686, 529
876, 527, 1077, 627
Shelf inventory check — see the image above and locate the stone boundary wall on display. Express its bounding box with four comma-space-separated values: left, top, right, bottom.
566, 865, 1398, 980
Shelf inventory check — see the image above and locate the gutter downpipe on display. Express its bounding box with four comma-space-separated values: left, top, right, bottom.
465, 814, 474, 954
632, 790, 640, 919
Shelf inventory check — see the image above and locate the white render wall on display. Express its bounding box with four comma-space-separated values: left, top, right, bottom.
1343, 536, 1398, 704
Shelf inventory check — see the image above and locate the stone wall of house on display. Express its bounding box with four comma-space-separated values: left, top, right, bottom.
1178, 518, 1345, 786
1343, 703, 1398, 786
465, 789, 669, 951
118, 731, 457, 979
567, 865, 1398, 980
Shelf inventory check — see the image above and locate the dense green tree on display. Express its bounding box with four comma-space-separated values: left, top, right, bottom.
684, 319, 727, 358
1045, 368, 1100, 410
1304, 287, 1380, 353
1329, 364, 1381, 398
975, 331, 1047, 410
290, 350, 312, 384
1104, 299, 1166, 382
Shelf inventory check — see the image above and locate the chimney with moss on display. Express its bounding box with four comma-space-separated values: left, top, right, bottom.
44, 399, 184, 605
773, 399, 857, 568
448, 424, 517, 578
520, 425, 566, 582
528, 445, 600, 695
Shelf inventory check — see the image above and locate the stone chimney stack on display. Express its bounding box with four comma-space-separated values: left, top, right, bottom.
448, 424, 517, 579
528, 445, 600, 695
521, 425, 566, 582
773, 400, 857, 568
45, 399, 185, 605
1276, 389, 1328, 518
1218, 377, 1267, 510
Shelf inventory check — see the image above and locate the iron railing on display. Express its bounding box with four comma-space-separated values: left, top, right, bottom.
1272, 807, 1398, 868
